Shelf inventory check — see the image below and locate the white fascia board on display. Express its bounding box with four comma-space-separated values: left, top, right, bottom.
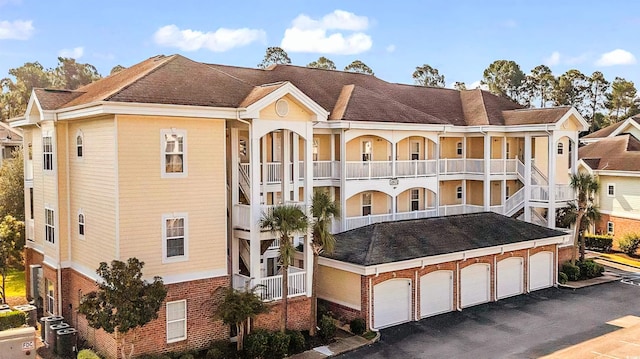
241, 82, 329, 121
320, 237, 566, 276
556, 107, 590, 131
576, 160, 594, 174
595, 170, 640, 177
610, 117, 640, 137
162, 268, 228, 285
56, 101, 239, 120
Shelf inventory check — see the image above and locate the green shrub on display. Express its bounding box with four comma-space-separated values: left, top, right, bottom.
558, 271, 568, 284
78, 349, 102, 359
244, 329, 270, 359
206, 348, 223, 359
267, 331, 290, 359
349, 318, 366, 335
0, 310, 26, 331
318, 315, 336, 342
286, 330, 306, 354
561, 261, 580, 281
584, 234, 613, 252
179, 354, 195, 359
578, 259, 604, 279
619, 233, 640, 256
207, 340, 234, 359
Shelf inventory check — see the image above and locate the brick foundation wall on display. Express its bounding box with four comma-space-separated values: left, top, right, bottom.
596, 214, 640, 249
24, 247, 43, 302
61, 269, 230, 359
319, 299, 362, 323
558, 246, 573, 266
253, 296, 311, 332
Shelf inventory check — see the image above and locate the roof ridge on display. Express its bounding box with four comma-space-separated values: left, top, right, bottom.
103, 54, 176, 101
475, 89, 491, 125
205, 62, 262, 88
363, 225, 379, 265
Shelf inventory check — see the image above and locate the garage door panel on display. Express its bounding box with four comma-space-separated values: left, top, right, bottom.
497, 257, 524, 299
530, 251, 553, 291
420, 270, 453, 318
374, 279, 411, 329
461, 264, 490, 308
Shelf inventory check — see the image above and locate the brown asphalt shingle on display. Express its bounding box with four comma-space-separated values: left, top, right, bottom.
29, 54, 576, 127
579, 134, 640, 171
323, 212, 566, 266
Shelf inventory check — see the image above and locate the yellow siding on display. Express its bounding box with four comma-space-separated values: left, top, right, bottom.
314, 134, 332, 161
396, 188, 425, 212
533, 136, 549, 177
345, 191, 390, 217
466, 180, 483, 205
555, 137, 570, 184
67, 116, 117, 271
560, 115, 580, 131
40, 122, 58, 260
116, 115, 227, 278
397, 137, 426, 161
317, 265, 361, 309
599, 175, 640, 216
259, 94, 313, 121
506, 180, 523, 197
27, 127, 44, 249
440, 180, 462, 205
490, 181, 502, 205
56, 124, 69, 263
506, 137, 523, 159
491, 137, 503, 159
466, 137, 484, 159
441, 137, 463, 158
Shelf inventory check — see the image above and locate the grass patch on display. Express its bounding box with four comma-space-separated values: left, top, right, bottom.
1, 269, 25, 298
362, 331, 377, 340
599, 253, 640, 268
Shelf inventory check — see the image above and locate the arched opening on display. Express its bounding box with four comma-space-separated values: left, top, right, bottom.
345, 135, 392, 179
345, 190, 393, 230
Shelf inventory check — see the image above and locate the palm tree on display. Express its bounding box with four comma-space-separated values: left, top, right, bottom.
309, 190, 340, 336
557, 201, 600, 262
567, 173, 600, 263
259, 204, 308, 333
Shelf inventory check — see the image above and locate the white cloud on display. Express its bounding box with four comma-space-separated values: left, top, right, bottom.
386, 44, 396, 53
543, 51, 589, 66
544, 51, 561, 66
595, 49, 637, 66
58, 46, 84, 59
153, 24, 266, 52
0, 19, 33, 40
467, 80, 488, 90
281, 10, 372, 55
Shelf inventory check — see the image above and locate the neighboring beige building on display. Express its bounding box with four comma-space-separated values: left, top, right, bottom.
0, 120, 22, 166
579, 115, 640, 246
12, 54, 586, 357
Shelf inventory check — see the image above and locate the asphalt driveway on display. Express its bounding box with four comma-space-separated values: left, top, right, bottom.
336, 280, 640, 359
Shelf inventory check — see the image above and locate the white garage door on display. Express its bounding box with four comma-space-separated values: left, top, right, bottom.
420, 270, 454, 318
373, 279, 411, 329
529, 251, 554, 291
461, 263, 490, 308
497, 257, 524, 299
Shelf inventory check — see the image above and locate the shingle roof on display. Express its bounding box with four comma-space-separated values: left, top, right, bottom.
323, 212, 566, 266
578, 134, 640, 171
582, 117, 637, 139
30, 54, 575, 127
33, 89, 83, 110
0, 121, 22, 141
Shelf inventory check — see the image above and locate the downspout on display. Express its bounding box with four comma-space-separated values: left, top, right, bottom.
368, 277, 377, 332
555, 245, 559, 287
456, 261, 461, 311
414, 270, 418, 321
54, 113, 63, 316
526, 249, 530, 293
493, 255, 497, 301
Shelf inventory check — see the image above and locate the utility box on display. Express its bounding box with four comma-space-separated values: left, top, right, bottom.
49, 322, 69, 352
42, 315, 63, 345
0, 326, 36, 358
56, 328, 77, 358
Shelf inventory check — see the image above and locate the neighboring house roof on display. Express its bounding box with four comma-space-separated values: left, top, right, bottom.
0, 121, 22, 142
323, 212, 566, 266
583, 115, 640, 140
579, 134, 640, 172
29, 54, 578, 127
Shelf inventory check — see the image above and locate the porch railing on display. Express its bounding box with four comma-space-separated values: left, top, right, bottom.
344, 213, 394, 231
504, 187, 525, 216
555, 184, 574, 202
439, 159, 485, 175
345, 161, 393, 179
232, 269, 307, 301
395, 160, 437, 177
530, 185, 549, 201
313, 161, 340, 179
490, 159, 518, 174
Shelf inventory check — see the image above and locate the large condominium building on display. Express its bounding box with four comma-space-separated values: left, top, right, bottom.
12, 54, 586, 357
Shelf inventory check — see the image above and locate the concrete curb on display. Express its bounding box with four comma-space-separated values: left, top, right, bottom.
596, 256, 640, 269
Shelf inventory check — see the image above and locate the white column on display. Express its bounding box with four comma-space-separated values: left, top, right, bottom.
340, 131, 347, 231
250, 132, 262, 282
435, 136, 441, 215
391, 140, 397, 178
261, 136, 267, 190
231, 127, 240, 274
524, 135, 532, 222
281, 130, 291, 202
483, 134, 491, 210
330, 133, 336, 177
547, 133, 556, 228
305, 123, 314, 297
571, 135, 578, 176
292, 133, 300, 202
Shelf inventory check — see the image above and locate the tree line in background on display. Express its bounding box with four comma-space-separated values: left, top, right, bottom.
2, 47, 638, 134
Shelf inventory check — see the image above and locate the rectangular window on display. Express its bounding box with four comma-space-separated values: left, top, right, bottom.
43, 136, 53, 170
607, 184, 615, 197
362, 192, 372, 216
456, 186, 463, 200
166, 300, 187, 343
46, 279, 55, 315
607, 221, 614, 234
411, 141, 420, 160
362, 140, 372, 161
313, 138, 319, 161
163, 214, 188, 262
162, 130, 187, 177
76, 134, 83, 157
456, 142, 463, 156
45, 208, 55, 244
411, 189, 420, 211
78, 213, 85, 237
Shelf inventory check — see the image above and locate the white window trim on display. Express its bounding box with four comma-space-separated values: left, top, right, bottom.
557, 142, 564, 155
456, 186, 463, 200
456, 142, 463, 157
607, 184, 615, 198
78, 210, 85, 239
46, 279, 55, 315
362, 192, 372, 216
166, 300, 187, 343
361, 139, 372, 162
76, 130, 84, 159
43, 133, 54, 171
607, 221, 614, 235
410, 140, 420, 160
162, 213, 189, 263
161, 129, 188, 178
312, 138, 319, 161
45, 207, 55, 246
410, 189, 420, 211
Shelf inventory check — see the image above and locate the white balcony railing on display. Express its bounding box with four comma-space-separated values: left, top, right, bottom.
490, 159, 518, 174
555, 184, 574, 202
232, 269, 307, 301
394, 208, 438, 221
504, 187, 525, 216
530, 185, 549, 201
395, 160, 437, 177
489, 205, 504, 215
234, 204, 251, 230
439, 159, 485, 175
313, 161, 336, 179
344, 213, 394, 231
345, 161, 393, 179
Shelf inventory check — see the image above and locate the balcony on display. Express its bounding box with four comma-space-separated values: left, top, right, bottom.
530, 184, 575, 202
439, 159, 484, 175
344, 208, 437, 231
233, 203, 308, 231
232, 266, 307, 301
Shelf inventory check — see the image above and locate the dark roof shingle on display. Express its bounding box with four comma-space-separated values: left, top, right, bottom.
323, 212, 566, 266
579, 134, 640, 171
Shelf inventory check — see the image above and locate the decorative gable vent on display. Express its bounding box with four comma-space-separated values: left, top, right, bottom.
275, 99, 289, 117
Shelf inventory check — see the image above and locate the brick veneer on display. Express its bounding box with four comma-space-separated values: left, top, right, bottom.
596, 214, 640, 249
24, 247, 43, 302
321, 245, 558, 330
253, 296, 311, 332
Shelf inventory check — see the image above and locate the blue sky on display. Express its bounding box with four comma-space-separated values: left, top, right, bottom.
1, 0, 639, 90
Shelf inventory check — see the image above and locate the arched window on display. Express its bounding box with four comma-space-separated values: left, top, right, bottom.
557, 142, 564, 155
78, 212, 85, 237
456, 186, 463, 199
76, 132, 84, 157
